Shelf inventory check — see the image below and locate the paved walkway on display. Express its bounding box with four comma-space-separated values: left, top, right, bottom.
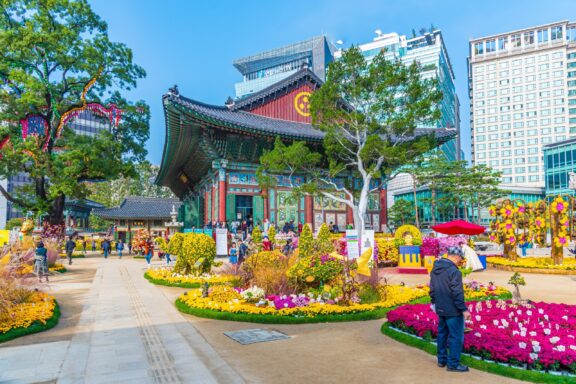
0, 258, 242, 384
2, 256, 576, 383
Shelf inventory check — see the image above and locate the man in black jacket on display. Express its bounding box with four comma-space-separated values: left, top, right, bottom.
65, 236, 76, 266
429, 246, 471, 373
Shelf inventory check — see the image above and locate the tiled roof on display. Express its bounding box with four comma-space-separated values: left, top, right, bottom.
94, 197, 182, 220
165, 92, 457, 144
165, 93, 325, 141
231, 68, 323, 111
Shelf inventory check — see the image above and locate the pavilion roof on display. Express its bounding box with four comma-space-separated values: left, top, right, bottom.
93, 197, 182, 220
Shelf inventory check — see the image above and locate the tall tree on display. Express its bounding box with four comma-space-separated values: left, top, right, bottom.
388, 199, 415, 229
87, 162, 174, 208
259, 46, 443, 240
0, 0, 148, 229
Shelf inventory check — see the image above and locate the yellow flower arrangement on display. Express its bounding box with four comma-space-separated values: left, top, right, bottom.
17, 263, 66, 275
208, 286, 241, 302
488, 205, 497, 217
145, 268, 236, 286
551, 196, 568, 214
0, 292, 56, 334
500, 205, 515, 218
487, 257, 576, 271
376, 238, 399, 263
463, 285, 509, 300
553, 232, 570, 247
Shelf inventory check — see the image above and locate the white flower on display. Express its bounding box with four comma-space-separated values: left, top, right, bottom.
480, 325, 487, 330
474, 332, 482, 338
562, 315, 568, 321
544, 314, 549, 321
531, 340, 540, 346
526, 310, 532, 316
570, 345, 576, 351
550, 337, 560, 344
475, 315, 481, 321
530, 353, 539, 360
529, 331, 537, 337
520, 331, 526, 337
512, 331, 519, 336
538, 309, 544, 314
533, 345, 541, 353
544, 329, 551, 335
555, 345, 566, 352
519, 342, 527, 349
493, 320, 499, 326
517, 309, 522, 315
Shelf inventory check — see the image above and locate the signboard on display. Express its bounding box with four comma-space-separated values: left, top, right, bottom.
346, 230, 359, 259
215, 228, 228, 256
361, 230, 375, 256
570, 172, 576, 190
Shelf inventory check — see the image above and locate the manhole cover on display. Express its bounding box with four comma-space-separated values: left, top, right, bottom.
224, 329, 290, 345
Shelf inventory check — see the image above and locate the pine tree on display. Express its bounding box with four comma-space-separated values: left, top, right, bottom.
299, 224, 314, 257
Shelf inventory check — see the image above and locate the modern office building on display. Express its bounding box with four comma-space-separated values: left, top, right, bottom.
543, 137, 576, 196
469, 20, 576, 189
233, 36, 336, 99
0, 110, 113, 228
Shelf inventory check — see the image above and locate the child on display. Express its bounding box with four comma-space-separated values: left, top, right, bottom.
229, 242, 238, 272
34, 241, 49, 283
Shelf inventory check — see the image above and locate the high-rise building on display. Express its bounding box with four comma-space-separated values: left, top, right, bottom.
469, 20, 576, 189
233, 36, 336, 99
0, 110, 113, 228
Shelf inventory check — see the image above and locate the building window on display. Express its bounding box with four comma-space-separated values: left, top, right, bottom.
568, 26, 576, 42
516, 167, 526, 173
551, 26, 563, 41
498, 37, 508, 51
511, 34, 522, 48
502, 177, 512, 183
529, 175, 539, 182
524, 31, 534, 46
474, 42, 484, 55
486, 39, 496, 53
538, 28, 549, 43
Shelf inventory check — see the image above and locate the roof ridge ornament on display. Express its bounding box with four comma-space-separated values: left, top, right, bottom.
168, 84, 179, 96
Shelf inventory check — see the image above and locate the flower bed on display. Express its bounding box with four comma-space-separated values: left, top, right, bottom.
17, 263, 67, 275
385, 300, 576, 379
0, 292, 60, 343
488, 257, 576, 274
144, 268, 239, 288
176, 285, 430, 324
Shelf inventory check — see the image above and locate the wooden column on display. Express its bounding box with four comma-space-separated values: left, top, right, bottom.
263, 189, 269, 221
211, 184, 216, 223
204, 189, 209, 225
305, 195, 313, 225
380, 188, 387, 231
218, 167, 226, 222
346, 206, 354, 228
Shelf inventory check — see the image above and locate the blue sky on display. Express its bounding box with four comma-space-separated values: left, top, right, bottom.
89, 0, 575, 165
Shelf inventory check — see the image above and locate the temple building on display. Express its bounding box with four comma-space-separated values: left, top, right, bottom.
94, 197, 182, 241
156, 67, 455, 232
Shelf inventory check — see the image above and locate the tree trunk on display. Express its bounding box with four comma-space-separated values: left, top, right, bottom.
412, 176, 420, 229
463, 200, 468, 221
431, 188, 436, 226
48, 193, 66, 225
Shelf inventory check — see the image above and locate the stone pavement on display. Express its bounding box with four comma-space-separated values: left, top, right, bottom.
0, 258, 242, 384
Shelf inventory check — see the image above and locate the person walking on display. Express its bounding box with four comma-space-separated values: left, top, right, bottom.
91, 239, 96, 252
128, 241, 132, 255
117, 239, 124, 259
65, 236, 76, 266
429, 246, 470, 373
144, 238, 153, 268
102, 239, 110, 259
82, 239, 87, 255
34, 241, 49, 283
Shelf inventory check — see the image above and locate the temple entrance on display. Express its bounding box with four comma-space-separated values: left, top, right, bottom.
235, 195, 253, 221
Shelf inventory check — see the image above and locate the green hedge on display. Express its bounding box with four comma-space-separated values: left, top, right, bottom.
0, 301, 61, 344
381, 323, 574, 384
144, 272, 202, 289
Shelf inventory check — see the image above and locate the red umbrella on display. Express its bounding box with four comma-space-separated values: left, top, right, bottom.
431, 220, 486, 236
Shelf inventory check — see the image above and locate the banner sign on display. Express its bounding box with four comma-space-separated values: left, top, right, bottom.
346, 230, 359, 259
215, 228, 228, 256
361, 230, 374, 256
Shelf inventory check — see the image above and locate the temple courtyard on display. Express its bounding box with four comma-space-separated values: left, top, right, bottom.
1, 256, 573, 384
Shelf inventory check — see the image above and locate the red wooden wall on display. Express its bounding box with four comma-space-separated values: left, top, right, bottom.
247, 84, 315, 123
